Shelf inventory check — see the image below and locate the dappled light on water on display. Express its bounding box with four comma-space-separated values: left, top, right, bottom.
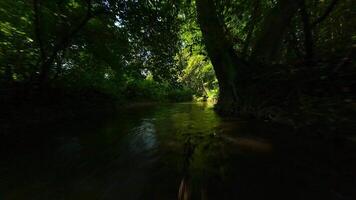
128, 119, 158, 155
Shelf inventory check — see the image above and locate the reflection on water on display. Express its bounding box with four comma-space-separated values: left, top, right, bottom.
1, 103, 355, 200
221, 135, 273, 153
128, 119, 158, 155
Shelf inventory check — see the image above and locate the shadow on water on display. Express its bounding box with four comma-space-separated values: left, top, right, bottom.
1, 103, 355, 200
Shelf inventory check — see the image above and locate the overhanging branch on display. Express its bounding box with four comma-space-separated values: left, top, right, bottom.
311, 0, 340, 28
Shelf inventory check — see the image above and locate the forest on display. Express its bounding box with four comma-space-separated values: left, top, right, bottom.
0, 0, 355, 199
1, 0, 355, 124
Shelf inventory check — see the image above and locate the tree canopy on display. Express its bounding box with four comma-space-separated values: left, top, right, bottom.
1, 0, 354, 122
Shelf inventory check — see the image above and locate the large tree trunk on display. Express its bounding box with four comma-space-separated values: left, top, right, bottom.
196, 0, 304, 117
196, 0, 248, 114
251, 0, 303, 63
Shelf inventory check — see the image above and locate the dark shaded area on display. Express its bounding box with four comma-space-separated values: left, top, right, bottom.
1, 103, 355, 200
195, 0, 355, 126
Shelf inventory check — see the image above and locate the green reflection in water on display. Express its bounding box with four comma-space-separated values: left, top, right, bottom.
1, 103, 354, 200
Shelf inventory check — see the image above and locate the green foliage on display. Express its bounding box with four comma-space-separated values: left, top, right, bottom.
179, 54, 217, 99
0, 0, 36, 81
125, 79, 192, 102
1, 0, 354, 112
175, 1, 219, 101
0, 0, 194, 103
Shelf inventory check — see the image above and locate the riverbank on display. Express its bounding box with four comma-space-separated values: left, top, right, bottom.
0, 84, 193, 138
1, 80, 354, 143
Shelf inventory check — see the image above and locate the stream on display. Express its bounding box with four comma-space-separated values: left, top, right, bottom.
0, 103, 355, 200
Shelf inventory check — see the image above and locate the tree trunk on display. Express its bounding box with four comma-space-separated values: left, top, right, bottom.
196, 0, 305, 117
300, 0, 314, 64
251, 0, 303, 63
4, 64, 13, 83
196, 0, 248, 113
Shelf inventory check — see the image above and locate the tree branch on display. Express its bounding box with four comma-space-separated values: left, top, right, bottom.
38, 0, 96, 85
311, 0, 340, 28
242, 0, 260, 57
251, 0, 303, 63
300, 0, 314, 63
33, 0, 46, 63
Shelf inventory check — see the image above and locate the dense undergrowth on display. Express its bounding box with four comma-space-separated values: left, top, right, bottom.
0, 78, 195, 136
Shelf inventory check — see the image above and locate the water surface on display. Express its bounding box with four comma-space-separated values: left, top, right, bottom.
1, 103, 355, 200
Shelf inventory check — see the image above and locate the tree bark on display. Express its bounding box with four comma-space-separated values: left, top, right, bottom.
33, 0, 46, 63
242, 0, 261, 57
251, 0, 303, 63
311, 0, 340, 28
4, 64, 13, 83
300, 0, 314, 64
196, 0, 248, 113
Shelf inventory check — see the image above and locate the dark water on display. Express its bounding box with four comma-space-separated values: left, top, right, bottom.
1, 103, 355, 200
